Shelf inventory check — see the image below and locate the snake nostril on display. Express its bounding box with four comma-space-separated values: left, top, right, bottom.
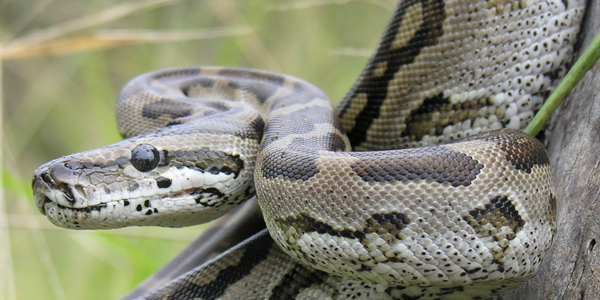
42, 173, 54, 186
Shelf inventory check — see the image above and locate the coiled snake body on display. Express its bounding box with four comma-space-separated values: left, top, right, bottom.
32, 0, 586, 299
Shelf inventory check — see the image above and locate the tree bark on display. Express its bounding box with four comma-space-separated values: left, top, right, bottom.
495, 0, 600, 299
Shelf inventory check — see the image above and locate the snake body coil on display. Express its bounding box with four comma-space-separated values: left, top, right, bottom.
32, 0, 585, 299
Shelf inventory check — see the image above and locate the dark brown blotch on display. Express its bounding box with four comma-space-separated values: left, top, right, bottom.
462, 129, 550, 173
338, 0, 447, 147
464, 195, 525, 242
142, 98, 193, 120
350, 146, 483, 187
170, 148, 244, 178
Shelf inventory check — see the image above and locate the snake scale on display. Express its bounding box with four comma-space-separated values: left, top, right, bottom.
31, 0, 586, 299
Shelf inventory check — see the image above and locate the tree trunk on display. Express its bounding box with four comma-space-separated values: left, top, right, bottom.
494, 0, 600, 298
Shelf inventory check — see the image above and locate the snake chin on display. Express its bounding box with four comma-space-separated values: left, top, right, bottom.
37, 194, 176, 229
36, 195, 52, 215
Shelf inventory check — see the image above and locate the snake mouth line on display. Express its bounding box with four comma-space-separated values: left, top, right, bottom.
39, 185, 212, 216
40, 195, 108, 215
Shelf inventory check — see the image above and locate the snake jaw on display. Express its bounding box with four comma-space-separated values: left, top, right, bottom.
34, 195, 51, 215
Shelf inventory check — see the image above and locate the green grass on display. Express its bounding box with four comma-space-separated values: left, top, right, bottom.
0, 0, 393, 299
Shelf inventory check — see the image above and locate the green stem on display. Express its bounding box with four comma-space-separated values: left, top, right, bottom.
524, 30, 600, 136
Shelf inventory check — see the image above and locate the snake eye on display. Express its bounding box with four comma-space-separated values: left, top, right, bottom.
131, 144, 160, 172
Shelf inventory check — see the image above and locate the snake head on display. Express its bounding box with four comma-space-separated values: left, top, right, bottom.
32, 133, 256, 229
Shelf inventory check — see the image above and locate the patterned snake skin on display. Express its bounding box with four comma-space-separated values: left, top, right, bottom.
31, 0, 586, 299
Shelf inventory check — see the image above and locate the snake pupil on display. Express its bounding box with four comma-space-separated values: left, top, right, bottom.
131, 144, 160, 172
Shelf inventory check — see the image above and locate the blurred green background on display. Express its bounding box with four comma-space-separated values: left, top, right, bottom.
0, 0, 394, 299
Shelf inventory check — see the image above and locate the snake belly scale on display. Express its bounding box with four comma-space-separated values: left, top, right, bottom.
31, 0, 585, 299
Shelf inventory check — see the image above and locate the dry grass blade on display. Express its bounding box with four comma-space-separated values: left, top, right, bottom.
4, 0, 181, 54
1, 0, 54, 43
2, 27, 253, 61
205, 0, 282, 72
0, 46, 17, 300
267, 0, 353, 10
328, 47, 373, 57
266, 0, 395, 11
